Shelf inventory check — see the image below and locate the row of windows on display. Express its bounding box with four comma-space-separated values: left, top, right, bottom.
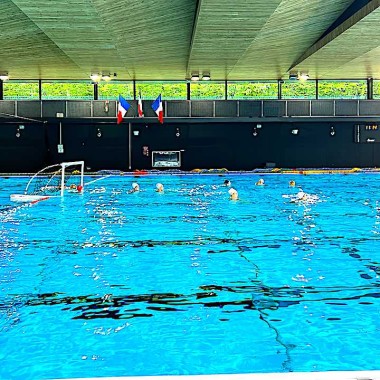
1, 80, 379, 100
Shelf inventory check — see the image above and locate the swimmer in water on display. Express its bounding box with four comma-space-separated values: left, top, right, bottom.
289, 180, 296, 187
67, 184, 83, 193
291, 188, 319, 204
156, 183, 164, 192
296, 190, 307, 201
256, 178, 265, 186
128, 182, 140, 193
228, 187, 238, 200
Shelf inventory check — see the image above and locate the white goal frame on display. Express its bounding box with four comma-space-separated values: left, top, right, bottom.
60, 161, 85, 196
10, 161, 85, 203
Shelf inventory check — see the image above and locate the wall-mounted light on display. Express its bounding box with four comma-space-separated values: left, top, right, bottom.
330, 126, 336, 136
133, 130, 140, 136
291, 129, 299, 135
289, 73, 298, 81
175, 128, 181, 137
96, 128, 102, 138
256, 124, 262, 129
191, 73, 200, 81
202, 72, 211, 81
252, 127, 258, 137
0, 73, 9, 81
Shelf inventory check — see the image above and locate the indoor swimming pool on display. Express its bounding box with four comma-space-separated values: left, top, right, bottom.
1, 173, 380, 379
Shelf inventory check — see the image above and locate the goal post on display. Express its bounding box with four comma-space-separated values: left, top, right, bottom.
60, 161, 84, 196
11, 161, 85, 202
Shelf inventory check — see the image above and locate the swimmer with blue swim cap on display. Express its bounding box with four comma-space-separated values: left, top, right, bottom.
228, 187, 238, 200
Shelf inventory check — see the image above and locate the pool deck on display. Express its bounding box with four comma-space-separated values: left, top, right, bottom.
1, 167, 380, 178
60, 371, 380, 380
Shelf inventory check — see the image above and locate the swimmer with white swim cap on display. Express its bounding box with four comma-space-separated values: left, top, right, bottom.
256, 178, 265, 186
128, 182, 140, 193
228, 187, 238, 200
156, 183, 164, 192
297, 190, 307, 201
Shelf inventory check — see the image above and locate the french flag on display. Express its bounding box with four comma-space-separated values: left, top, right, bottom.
151, 94, 163, 124
138, 92, 144, 117
117, 95, 131, 124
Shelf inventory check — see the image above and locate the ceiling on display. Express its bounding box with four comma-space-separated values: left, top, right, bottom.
1, 0, 379, 81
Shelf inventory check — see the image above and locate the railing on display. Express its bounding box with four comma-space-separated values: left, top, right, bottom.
1, 99, 380, 120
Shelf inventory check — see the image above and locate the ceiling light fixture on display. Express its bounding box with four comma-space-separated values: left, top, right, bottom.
90, 73, 101, 83
202, 72, 211, 81
191, 73, 200, 81
101, 73, 112, 82
0, 73, 9, 81
298, 73, 309, 81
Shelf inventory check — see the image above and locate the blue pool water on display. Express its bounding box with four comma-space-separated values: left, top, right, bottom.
1, 173, 380, 379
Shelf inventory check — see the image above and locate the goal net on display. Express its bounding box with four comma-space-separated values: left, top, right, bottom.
23, 161, 84, 198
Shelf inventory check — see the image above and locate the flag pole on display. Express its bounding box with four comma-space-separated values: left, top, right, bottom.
128, 122, 132, 170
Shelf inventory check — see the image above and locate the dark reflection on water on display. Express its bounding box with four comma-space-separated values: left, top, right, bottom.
0, 283, 375, 322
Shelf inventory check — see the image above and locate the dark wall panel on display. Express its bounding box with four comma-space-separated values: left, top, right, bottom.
191, 101, 214, 117
140, 100, 155, 117
215, 101, 237, 117
263, 101, 286, 117
93, 100, 117, 118
0, 124, 47, 172
311, 100, 334, 116
287, 101, 310, 116
66, 101, 92, 118
0, 101, 16, 115
1, 117, 380, 172
239, 101, 262, 117
166, 101, 190, 117
335, 100, 358, 116
17, 101, 41, 118
359, 100, 380, 116
42, 101, 66, 117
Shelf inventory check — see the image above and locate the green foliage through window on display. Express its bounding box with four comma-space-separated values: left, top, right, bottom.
1, 79, 377, 100
98, 82, 133, 100
282, 80, 316, 99
373, 80, 380, 99
227, 82, 278, 99
318, 80, 367, 99
136, 82, 187, 100
41, 82, 94, 100
191, 82, 225, 100
3, 81, 39, 100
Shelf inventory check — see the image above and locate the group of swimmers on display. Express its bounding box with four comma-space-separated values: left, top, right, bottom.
126, 178, 315, 203
223, 178, 317, 203
128, 182, 164, 194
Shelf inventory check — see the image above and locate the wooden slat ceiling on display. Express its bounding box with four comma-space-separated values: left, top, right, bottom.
1, 0, 380, 80
291, 0, 380, 79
